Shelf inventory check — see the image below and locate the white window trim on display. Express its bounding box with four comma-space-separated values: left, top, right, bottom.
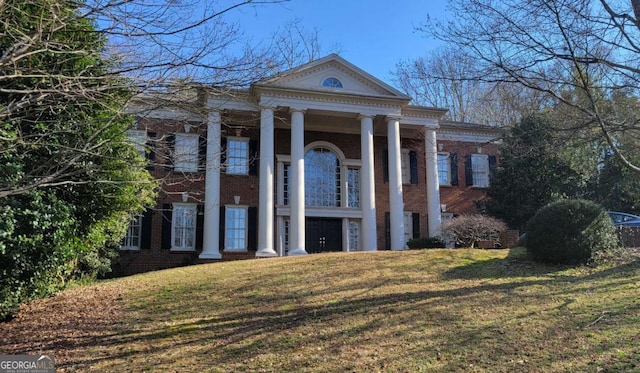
174, 133, 199, 173
126, 130, 147, 159
224, 205, 249, 252
171, 203, 197, 251
121, 214, 142, 251
401, 148, 411, 185
403, 211, 413, 249
225, 136, 250, 175
438, 152, 451, 186
471, 154, 490, 188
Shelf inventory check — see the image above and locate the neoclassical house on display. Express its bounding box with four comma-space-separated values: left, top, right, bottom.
118, 54, 501, 274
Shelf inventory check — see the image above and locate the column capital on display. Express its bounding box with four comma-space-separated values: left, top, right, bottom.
289, 107, 307, 114
385, 115, 402, 123
357, 113, 374, 121
260, 105, 277, 111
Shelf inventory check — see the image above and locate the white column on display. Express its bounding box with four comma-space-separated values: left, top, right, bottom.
359, 114, 377, 251
200, 110, 222, 259
288, 108, 307, 255
256, 107, 277, 257
387, 116, 406, 250
425, 128, 442, 237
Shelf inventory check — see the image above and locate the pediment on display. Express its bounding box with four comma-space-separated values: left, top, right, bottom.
255, 54, 411, 101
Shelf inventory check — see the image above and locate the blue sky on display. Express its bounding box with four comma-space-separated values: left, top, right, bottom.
231, 0, 450, 83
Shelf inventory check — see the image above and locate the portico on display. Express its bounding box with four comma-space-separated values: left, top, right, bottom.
199, 54, 446, 259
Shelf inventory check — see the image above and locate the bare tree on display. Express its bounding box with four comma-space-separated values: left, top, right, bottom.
395, 46, 548, 126
425, 0, 640, 172
0, 0, 291, 198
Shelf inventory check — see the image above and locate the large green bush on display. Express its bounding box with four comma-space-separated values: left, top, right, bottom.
526, 199, 618, 264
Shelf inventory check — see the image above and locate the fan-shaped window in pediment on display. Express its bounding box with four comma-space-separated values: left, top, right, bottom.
322, 77, 343, 88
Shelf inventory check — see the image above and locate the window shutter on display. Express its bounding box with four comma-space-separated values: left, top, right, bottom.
195, 205, 204, 250
465, 155, 473, 186
412, 213, 420, 239
219, 206, 226, 250
146, 132, 156, 171
140, 208, 153, 250
198, 135, 207, 171
382, 149, 389, 183
161, 204, 172, 250
488, 155, 497, 185
409, 150, 418, 184
221, 137, 227, 173
385, 212, 390, 249
249, 139, 259, 176
165, 134, 175, 172
450, 153, 458, 186
248, 206, 258, 250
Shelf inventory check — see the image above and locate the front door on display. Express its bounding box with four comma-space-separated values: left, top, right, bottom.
305, 218, 342, 253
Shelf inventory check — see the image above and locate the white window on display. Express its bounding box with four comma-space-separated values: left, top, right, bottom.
349, 220, 360, 252
174, 134, 199, 172
225, 206, 247, 250
471, 154, 489, 188
401, 149, 411, 184
404, 211, 413, 248
322, 77, 343, 88
127, 130, 147, 159
226, 138, 249, 175
347, 167, 360, 208
172, 204, 197, 251
438, 153, 451, 185
122, 215, 142, 250
305, 147, 341, 207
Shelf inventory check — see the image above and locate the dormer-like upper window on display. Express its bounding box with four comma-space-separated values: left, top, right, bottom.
322, 77, 343, 88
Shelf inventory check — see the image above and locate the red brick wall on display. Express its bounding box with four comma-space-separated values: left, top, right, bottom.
115, 116, 500, 275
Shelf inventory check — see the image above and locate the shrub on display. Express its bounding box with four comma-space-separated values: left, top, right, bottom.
441, 215, 507, 248
526, 199, 618, 264
407, 236, 446, 249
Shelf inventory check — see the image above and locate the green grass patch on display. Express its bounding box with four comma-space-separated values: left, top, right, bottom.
11, 249, 640, 372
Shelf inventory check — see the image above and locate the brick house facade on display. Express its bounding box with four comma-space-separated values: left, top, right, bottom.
116, 55, 502, 275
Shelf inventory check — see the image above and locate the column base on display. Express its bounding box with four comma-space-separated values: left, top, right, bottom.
287, 248, 308, 256
256, 248, 278, 257
199, 251, 222, 260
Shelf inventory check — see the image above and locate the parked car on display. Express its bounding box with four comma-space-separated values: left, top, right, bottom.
608, 211, 640, 227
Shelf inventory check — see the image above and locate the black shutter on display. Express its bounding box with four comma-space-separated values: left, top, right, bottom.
161, 204, 172, 250
383, 149, 389, 183
488, 155, 497, 185
146, 132, 157, 171
248, 206, 258, 250
412, 213, 420, 239
165, 134, 175, 172
385, 212, 390, 249
195, 205, 204, 250
219, 206, 226, 250
465, 155, 473, 186
140, 208, 153, 250
221, 137, 227, 173
450, 153, 458, 186
249, 139, 259, 176
198, 135, 207, 171
409, 150, 418, 184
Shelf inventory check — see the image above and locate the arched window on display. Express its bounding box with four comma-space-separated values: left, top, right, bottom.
305, 147, 341, 207
322, 77, 343, 88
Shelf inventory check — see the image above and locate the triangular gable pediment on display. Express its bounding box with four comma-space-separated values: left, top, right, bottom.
255, 54, 411, 101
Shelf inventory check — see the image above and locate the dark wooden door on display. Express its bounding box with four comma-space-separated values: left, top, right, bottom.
305, 218, 342, 253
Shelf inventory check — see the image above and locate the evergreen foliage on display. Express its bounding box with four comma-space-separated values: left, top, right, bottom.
0, 0, 156, 319
526, 199, 618, 264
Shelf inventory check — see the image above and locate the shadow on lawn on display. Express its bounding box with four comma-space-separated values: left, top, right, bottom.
442, 247, 640, 280
58, 249, 640, 371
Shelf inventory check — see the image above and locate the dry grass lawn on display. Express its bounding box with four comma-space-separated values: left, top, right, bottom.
1, 248, 639, 372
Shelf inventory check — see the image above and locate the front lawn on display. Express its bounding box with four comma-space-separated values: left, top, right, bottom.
1, 248, 638, 372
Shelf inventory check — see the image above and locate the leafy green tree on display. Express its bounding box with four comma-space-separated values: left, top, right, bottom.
483, 113, 590, 230
0, 0, 156, 320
